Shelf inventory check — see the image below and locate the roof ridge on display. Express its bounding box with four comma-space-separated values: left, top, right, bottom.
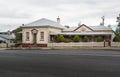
26, 18, 57, 25
25, 18, 57, 26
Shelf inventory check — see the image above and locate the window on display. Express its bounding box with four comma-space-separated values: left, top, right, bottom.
40, 32, 44, 41
26, 32, 29, 41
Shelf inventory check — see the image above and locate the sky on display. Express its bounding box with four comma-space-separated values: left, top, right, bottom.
0, 0, 120, 32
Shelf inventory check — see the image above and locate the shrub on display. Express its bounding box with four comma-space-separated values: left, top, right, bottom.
64, 38, 73, 43
83, 36, 89, 42
113, 35, 120, 42
96, 36, 103, 42
73, 35, 80, 42
58, 35, 65, 42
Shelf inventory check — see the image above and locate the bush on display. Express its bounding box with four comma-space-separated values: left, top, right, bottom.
64, 38, 73, 43
96, 36, 103, 42
58, 35, 65, 42
83, 36, 89, 42
73, 35, 80, 42
113, 35, 120, 42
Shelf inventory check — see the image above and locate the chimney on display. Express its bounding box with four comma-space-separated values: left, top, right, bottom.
22, 24, 24, 26
57, 16, 60, 25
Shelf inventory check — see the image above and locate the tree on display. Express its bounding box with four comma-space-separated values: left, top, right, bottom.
58, 35, 65, 42
113, 35, 120, 42
116, 14, 120, 35
83, 36, 89, 42
96, 36, 103, 42
73, 35, 80, 42
113, 14, 120, 42
12, 27, 22, 43
116, 27, 120, 35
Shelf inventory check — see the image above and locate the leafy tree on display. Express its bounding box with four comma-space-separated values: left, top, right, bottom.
116, 27, 120, 35
96, 36, 103, 42
83, 36, 89, 42
113, 15, 120, 42
113, 35, 120, 42
58, 35, 65, 42
116, 15, 120, 35
12, 27, 22, 43
73, 35, 80, 42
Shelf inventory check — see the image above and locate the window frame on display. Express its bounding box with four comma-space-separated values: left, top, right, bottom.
40, 32, 44, 41
26, 32, 30, 41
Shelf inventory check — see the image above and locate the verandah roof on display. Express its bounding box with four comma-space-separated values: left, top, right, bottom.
50, 32, 112, 35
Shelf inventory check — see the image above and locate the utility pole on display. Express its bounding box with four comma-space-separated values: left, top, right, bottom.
101, 16, 105, 26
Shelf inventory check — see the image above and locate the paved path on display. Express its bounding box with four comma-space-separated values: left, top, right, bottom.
0, 50, 120, 77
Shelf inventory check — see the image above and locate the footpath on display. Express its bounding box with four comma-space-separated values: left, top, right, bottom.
0, 46, 120, 50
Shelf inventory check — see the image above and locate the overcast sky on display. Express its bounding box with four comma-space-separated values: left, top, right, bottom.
0, 0, 120, 32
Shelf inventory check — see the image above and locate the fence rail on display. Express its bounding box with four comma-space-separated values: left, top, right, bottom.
48, 42, 104, 47
48, 42, 120, 47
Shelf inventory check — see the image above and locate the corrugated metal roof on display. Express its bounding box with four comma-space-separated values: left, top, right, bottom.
0, 34, 15, 40
22, 18, 112, 31
63, 27, 76, 31
50, 32, 112, 35
89, 26, 112, 30
23, 18, 64, 29
63, 25, 112, 31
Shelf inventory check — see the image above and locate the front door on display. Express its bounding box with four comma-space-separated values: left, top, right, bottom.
33, 34, 37, 44
31, 29, 38, 44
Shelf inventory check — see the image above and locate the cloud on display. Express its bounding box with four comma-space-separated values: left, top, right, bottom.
0, 8, 31, 19
0, 0, 120, 31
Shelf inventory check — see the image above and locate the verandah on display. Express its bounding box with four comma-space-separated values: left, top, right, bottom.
50, 35, 111, 43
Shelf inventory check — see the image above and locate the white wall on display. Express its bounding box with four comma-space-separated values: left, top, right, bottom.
22, 27, 62, 44
48, 27, 62, 33
75, 26, 93, 32
111, 42, 120, 47
22, 28, 33, 43
0, 43, 7, 48
36, 28, 49, 44
48, 42, 104, 47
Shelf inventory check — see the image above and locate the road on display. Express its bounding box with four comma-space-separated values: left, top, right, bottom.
0, 49, 120, 77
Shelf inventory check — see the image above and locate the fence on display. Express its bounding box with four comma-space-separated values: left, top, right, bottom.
111, 42, 120, 47
0, 43, 7, 48
48, 42, 104, 48
48, 42, 120, 48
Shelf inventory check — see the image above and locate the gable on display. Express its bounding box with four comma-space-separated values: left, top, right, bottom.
74, 24, 94, 32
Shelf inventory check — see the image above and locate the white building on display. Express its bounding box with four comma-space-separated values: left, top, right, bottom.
21, 17, 114, 47
0, 33, 15, 47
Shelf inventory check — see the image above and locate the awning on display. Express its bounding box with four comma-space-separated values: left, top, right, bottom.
50, 32, 113, 35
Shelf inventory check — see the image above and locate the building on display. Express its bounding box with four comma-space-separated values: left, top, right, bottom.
0, 33, 15, 47
21, 17, 114, 47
